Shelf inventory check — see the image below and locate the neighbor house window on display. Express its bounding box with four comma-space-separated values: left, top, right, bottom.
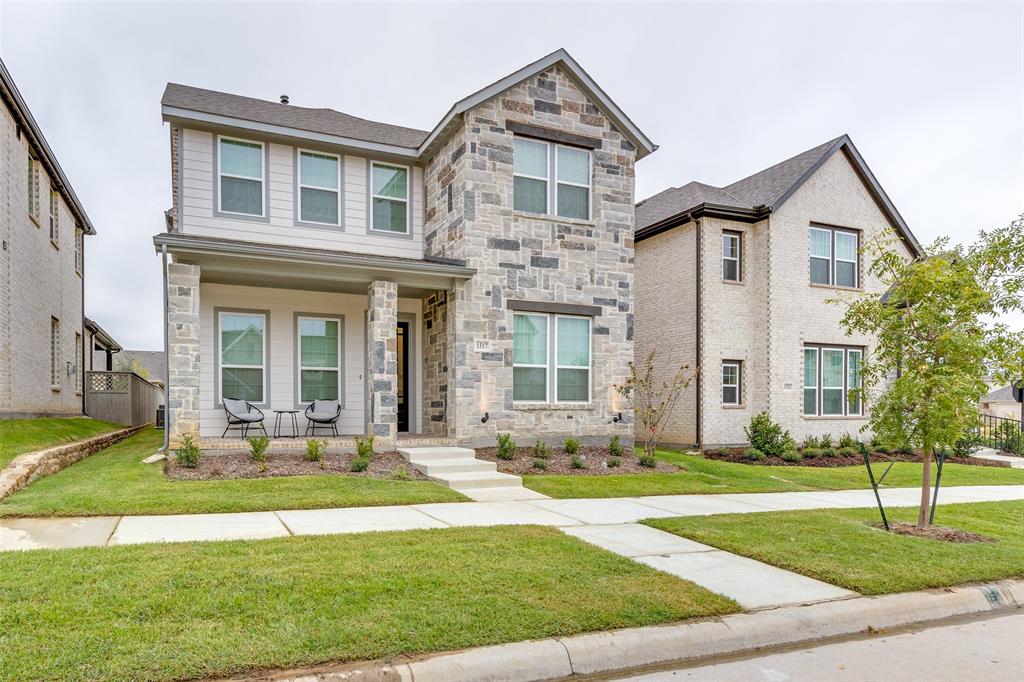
27, 155, 40, 221
723, 231, 741, 281
370, 162, 409, 233
809, 226, 858, 287
512, 313, 591, 403
50, 317, 60, 389
218, 137, 264, 216
75, 332, 83, 394
803, 345, 863, 416
722, 361, 741, 405
74, 227, 83, 275
219, 311, 266, 403
49, 191, 59, 244
298, 150, 340, 225
513, 138, 592, 220
297, 316, 341, 403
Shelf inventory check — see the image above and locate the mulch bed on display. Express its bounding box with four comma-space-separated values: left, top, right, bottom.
475, 446, 678, 475
701, 448, 1006, 468
871, 522, 996, 544
165, 450, 428, 481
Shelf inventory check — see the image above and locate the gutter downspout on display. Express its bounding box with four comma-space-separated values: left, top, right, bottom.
694, 217, 703, 449
161, 244, 170, 453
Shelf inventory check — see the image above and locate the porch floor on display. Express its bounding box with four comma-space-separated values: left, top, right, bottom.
199, 433, 457, 451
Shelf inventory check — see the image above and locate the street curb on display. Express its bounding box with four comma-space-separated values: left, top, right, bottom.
252, 579, 1022, 682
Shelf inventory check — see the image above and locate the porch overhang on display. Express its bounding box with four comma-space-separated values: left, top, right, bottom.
153, 232, 474, 296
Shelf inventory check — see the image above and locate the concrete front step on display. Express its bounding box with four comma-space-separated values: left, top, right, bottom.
434, 471, 524, 490
411, 458, 498, 476
396, 446, 477, 461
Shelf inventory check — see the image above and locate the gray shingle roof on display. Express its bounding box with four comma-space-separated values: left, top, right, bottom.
635, 136, 843, 231
162, 83, 429, 149
982, 385, 1017, 403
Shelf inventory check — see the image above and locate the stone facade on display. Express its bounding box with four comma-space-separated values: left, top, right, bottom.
366, 280, 398, 444
421, 289, 452, 436
166, 262, 200, 442
423, 66, 637, 446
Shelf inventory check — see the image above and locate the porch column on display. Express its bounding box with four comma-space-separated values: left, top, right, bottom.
167, 263, 200, 444
367, 280, 398, 445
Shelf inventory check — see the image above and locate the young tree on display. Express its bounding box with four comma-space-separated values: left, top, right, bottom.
834, 216, 1024, 528
114, 356, 150, 380
615, 350, 698, 463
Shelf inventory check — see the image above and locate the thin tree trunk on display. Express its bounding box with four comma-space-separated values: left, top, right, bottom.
918, 447, 932, 528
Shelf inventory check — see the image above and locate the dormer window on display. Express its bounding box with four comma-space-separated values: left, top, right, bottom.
218, 136, 264, 217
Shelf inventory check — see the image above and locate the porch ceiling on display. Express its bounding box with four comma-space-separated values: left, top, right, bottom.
154, 232, 473, 296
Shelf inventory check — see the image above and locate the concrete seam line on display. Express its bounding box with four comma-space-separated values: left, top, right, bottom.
104, 516, 123, 547
273, 511, 296, 537
553, 637, 575, 677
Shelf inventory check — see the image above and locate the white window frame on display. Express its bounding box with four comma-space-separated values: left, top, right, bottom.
512, 312, 550, 404
810, 226, 859, 288
369, 161, 410, 234
218, 310, 267, 404
50, 317, 60, 390
847, 349, 863, 416
722, 361, 741, 405
722, 231, 741, 281
803, 345, 863, 417
297, 149, 342, 226
74, 226, 83, 275
49, 190, 60, 245
803, 347, 818, 416
554, 144, 591, 221
809, 226, 833, 285
296, 315, 342, 405
27, 156, 40, 222
834, 230, 859, 288
513, 138, 550, 215
820, 347, 846, 416
217, 135, 265, 218
554, 314, 592, 404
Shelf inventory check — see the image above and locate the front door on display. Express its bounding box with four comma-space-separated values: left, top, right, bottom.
397, 321, 409, 432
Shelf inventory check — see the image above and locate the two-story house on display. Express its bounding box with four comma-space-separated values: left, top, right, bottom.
0, 58, 96, 419
156, 49, 656, 447
634, 135, 922, 447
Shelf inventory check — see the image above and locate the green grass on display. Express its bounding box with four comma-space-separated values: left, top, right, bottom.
522, 449, 1024, 498
0, 417, 122, 468
0, 428, 464, 517
0, 526, 738, 682
645, 500, 1024, 595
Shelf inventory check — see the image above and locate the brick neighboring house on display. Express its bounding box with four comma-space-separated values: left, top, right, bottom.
0, 58, 97, 418
156, 49, 655, 446
634, 135, 922, 447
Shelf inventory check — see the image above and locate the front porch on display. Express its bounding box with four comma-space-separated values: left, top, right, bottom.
199, 433, 458, 451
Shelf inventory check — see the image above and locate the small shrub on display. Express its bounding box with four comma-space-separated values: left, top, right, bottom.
175, 434, 202, 469
715, 447, 731, 457
781, 450, 802, 463
570, 454, 586, 469
858, 440, 870, 455
821, 447, 836, 458
355, 436, 374, 459
800, 435, 820, 450
802, 447, 823, 459
248, 435, 270, 471
744, 447, 765, 461
607, 456, 621, 467
838, 433, 858, 449
637, 452, 657, 468
745, 412, 795, 458
391, 465, 409, 480
533, 439, 552, 459
532, 457, 548, 470
820, 433, 834, 448
953, 431, 984, 457
609, 435, 624, 457
350, 456, 370, 472
838, 446, 858, 457
563, 437, 581, 455
497, 433, 516, 460
305, 438, 327, 467
897, 444, 916, 456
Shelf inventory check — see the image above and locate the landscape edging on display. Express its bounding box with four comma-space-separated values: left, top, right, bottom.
251, 579, 1023, 682
0, 424, 148, 500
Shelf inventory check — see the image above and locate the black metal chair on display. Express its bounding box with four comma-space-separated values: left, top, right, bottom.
222, 398, 267, 438
304, 399, 342, 436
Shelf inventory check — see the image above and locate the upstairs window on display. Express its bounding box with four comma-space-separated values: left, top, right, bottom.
803, 345, 863, 416
74, 226, 84, 275
219, 311, 266, 403
49, 191, 60, 244
370, 162, 409, 234
299, 150, 341, 225
218, 137, 264, 216
810, 226, 859, 287
722, 231, 741, 281
512, 312, 591, 403
722, 361, 741, 405
27, 155, 40, 221
513, 138, 592, 220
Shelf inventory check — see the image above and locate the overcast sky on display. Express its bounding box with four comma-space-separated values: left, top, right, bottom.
1, 1, 1021, 349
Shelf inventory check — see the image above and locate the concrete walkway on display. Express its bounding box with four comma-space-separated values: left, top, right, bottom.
4, 484, 1023, 611
972, 447, 1024, 469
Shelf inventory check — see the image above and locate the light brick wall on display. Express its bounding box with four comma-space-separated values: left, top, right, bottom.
423, 65, 637, 446
0, 98, 85, 417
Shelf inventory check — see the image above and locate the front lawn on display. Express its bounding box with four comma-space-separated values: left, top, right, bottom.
644, 500, 1024, 595
0, 417, 122, 468
0, 428, 464, 517
0, 526, 738, 682
522, 449, 1024, 498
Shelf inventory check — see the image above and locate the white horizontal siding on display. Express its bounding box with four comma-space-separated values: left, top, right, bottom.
198, 282, 422, 438
180, 128, 423, 258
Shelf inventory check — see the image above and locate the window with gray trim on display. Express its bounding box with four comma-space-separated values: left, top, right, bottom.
298, 150, 341, 225
297, 315, 341, 403
512, 312, 591, 403
722, 361, 741, 405
218, 137, 265, 217
803, 345, 863, 416
370, 162, 409, 233
809, 226, 859, 287
219, 311, 266, 402
513, 137, 591, 220
49, 191, 59, 244
722, 231, 741, 281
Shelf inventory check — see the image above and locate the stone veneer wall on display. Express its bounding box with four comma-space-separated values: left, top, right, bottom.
367, 280, 398, 443
423, 66, 636, 446
421, 289, 451, 435
167, 262, 200, 443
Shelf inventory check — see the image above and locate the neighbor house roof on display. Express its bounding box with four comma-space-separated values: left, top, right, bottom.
84, 318, 122, 352
635, 135, 921, 257
0, 58, 97, 234
118, 350, 167, 386
981, 385, 1017, 404
161, 48, 657, 161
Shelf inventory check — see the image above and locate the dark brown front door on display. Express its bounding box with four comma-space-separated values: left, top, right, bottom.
397, 321, 409, 432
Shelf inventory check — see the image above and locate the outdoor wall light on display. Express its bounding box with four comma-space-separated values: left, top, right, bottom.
481, 412, 489, 424
612, 412, 623, 423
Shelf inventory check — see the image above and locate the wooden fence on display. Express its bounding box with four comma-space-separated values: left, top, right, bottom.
85, 371, 161, 427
